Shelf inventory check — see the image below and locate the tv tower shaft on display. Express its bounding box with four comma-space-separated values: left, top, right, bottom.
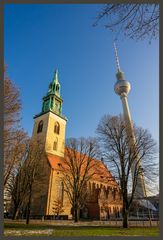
114, 42, 145, 198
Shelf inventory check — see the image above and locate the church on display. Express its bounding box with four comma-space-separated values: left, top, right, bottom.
30, 70, 122, 220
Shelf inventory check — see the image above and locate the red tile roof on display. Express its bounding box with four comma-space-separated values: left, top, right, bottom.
47, 150, 119, 188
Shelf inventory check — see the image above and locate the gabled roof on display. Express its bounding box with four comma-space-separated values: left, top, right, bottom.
47, 152, 64, 169
46, 150, 119, 189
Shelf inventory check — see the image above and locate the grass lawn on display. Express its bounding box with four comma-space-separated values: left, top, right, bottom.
4, 222, 159, 236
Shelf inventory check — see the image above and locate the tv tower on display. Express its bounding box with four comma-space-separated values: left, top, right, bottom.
113, 42, 145, 198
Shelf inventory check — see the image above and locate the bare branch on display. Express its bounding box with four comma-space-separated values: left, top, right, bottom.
93, 4, 159, 42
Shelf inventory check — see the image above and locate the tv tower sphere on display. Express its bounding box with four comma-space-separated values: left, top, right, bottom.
114, 71, 131, 96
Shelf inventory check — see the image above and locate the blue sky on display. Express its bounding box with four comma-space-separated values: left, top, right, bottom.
4, 4, 159, 146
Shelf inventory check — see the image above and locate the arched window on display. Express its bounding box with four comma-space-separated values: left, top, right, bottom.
112, 189, 116, 200
54, 122, 60, 134
37, 120, 43, 133
53, 137, 58, 150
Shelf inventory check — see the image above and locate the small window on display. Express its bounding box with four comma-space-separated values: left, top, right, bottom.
54, 122, 60, 134
48, 83, 52, 91
37, 120, 43, 133
53, 139, 58, 150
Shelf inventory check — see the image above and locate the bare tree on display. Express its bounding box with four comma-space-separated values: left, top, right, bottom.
93, 4, 159, 42
96, 115, 158, 228
60, 137, 98, 222
52, 199, 64, 219
7, 138, 30, 220
8, 165, 29, 219
4, 67, 28, 188
99, 190, 109, 220
22, 139, 46, 224
4, 66, 21, 137
4, 130, 29, 187
4, 67, 29, 218
8, 139, 46, 223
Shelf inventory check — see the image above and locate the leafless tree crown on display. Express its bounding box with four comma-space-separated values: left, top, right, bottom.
96, 114, 158, 227
4, 67, 28, 188
94, 4, 159, 42
60, 137, 98, 222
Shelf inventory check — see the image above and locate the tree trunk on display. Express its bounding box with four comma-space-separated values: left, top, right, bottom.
74, 207, 78, 222
73, 202, 79, 222
123, 210, 129, 228
12, 206, 19, 220
26, 191, 32, 224
122, 189, 129, 228
26, 202, 30, 224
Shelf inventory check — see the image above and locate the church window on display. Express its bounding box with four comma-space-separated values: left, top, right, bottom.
54, 122, 60, 134
70, 208, 73, 215
37, 120, 43, 133
53, 142, 57, 150
53, 138, 58, 150
49, 83, 52, 91
112, 189, 116, 200
56, 85, 59, 92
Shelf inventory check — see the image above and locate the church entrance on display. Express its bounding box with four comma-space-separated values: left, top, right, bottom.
80, 207, 88, 219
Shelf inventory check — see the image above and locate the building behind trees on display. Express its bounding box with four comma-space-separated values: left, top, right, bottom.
24, 70, 122, 220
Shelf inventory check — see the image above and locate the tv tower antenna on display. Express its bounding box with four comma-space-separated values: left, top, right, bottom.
113, 41, 121, 72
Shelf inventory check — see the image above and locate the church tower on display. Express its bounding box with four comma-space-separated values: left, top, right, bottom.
32, 70, 67, 158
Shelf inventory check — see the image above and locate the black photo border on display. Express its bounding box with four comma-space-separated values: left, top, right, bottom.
0, 0, 161, 239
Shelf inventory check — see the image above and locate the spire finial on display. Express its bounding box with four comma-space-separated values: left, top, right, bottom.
114, 41, 121, 72
54, 68, 58, 83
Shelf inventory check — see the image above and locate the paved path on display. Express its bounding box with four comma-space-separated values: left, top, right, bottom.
5, 219, 159, 227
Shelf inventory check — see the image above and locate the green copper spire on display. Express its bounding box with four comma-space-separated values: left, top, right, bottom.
41, 69, 63, 116
48, 69, 61, 96
52, 69, 59, 84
